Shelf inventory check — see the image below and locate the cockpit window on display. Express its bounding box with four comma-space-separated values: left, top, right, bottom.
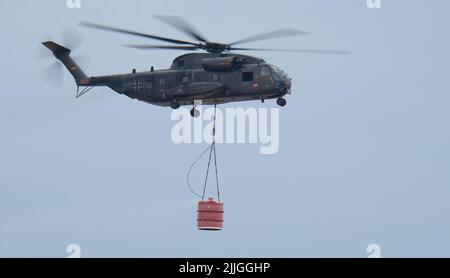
270, 65, 286, 80
261, 66, 271, 77
242, 71, 254, 82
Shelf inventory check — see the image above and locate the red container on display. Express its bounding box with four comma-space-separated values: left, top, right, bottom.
197, 198, 224, 231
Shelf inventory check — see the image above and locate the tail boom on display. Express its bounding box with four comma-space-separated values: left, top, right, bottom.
42, 41, 88, 85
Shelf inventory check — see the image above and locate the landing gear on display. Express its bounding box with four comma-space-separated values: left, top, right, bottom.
170, 101, 180, 110
277, 97, 287, 107
190, 107, 200, 118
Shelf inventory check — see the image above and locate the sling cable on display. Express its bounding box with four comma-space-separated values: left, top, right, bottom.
187, 104, 224, 231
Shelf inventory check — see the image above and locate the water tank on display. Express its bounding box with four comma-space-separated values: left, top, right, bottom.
197, 198, 224, 231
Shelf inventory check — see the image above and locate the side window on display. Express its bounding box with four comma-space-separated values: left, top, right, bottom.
178, 60, 185, 67
261, 66, 270, 77
159, 78, 165, 86
242, 71, 254, 82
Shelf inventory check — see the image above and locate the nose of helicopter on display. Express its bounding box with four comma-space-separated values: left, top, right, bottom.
271, 65, 292, 94
285, 76, 292, 90
275, 76, 292, 95
282, 72, 292, 94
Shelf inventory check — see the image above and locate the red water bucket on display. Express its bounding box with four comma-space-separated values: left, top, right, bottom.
197, 198, 224, 231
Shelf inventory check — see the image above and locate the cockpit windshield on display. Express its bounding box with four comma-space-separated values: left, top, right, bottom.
270, 65, 287, 80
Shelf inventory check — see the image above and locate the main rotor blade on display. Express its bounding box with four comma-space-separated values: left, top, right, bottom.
230, 28, 311, 46
153, 15, 208, 43
123, 44, 200, 51
79, 21, 197, 46
230, 47, 352, 55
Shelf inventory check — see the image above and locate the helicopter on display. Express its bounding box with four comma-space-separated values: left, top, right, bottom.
42, 16, 350, 117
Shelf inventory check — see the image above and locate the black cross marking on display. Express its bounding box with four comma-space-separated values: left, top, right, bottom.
132, 80, 143, 92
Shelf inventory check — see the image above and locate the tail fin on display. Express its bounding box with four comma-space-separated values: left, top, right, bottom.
42, 41, 89, 85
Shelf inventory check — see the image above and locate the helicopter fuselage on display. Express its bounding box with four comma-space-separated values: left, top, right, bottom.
85, 53, 292, 107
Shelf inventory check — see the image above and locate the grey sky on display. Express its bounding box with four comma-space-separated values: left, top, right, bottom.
1, 0, 449, 257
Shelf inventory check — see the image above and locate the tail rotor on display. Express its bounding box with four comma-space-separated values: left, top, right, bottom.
36, 28, 90, 87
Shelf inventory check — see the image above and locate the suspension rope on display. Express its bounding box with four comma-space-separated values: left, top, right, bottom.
186, 144, 213, 198
187, 104, 221, 201
213, 141, 221, 202
202, 141, 214, 200
212, 105, 220, 202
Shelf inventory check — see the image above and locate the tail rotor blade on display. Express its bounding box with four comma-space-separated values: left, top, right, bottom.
37, 45, 54, 60
63, 28, 85, 50
38, 28, 90, 87
42, 62, 64, 87
36, 34, 55, 60
72, 55, 90, 70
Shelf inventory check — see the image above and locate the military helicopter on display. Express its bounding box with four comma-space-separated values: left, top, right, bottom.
42, 16, 349, 117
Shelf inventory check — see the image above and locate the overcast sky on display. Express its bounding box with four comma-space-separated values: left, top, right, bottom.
1, 0, 450, 257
